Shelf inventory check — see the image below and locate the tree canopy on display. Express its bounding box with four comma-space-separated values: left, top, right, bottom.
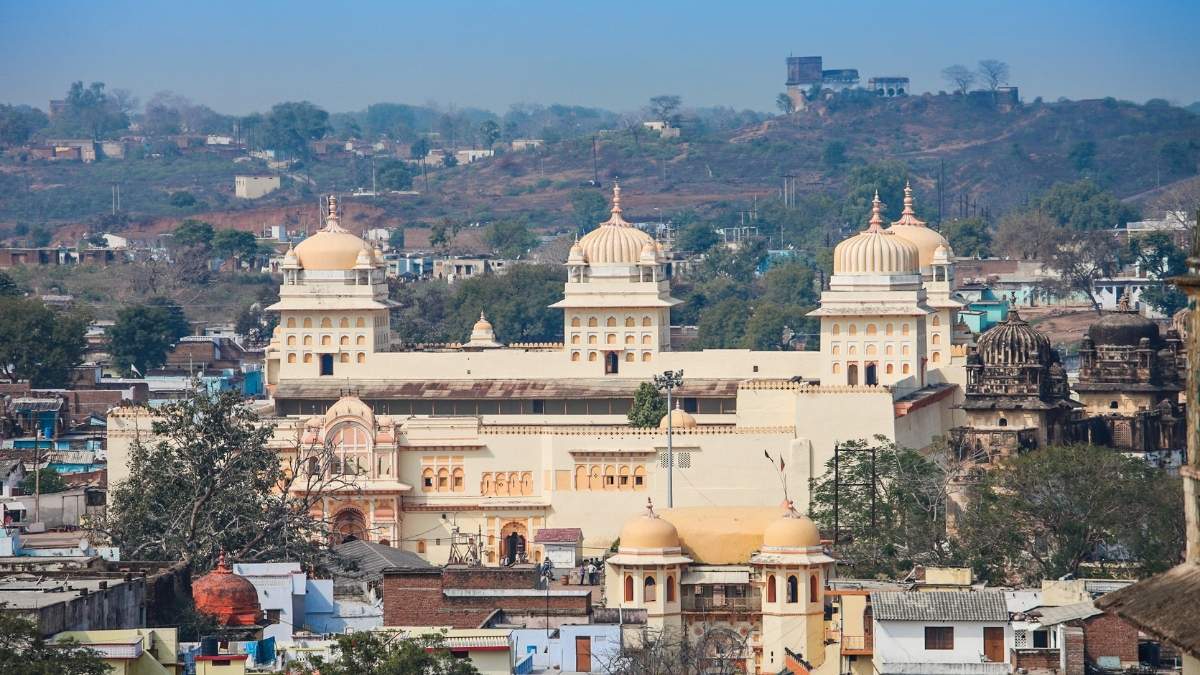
262, 101, 330, 158
0, 612, 107, 675
20, 468, 69, 495
627, 383, 667, 428
570, 189, 609, 233
484, 220, 538, 258
51, 81, 129, 139
0, 297, 89, 387
297, 631, 480, 675
376, 159, 414, 191
107, 298, 191, 376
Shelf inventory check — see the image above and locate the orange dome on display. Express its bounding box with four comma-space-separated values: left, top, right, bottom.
192, 552, 262, 627
619, 500, 681, 550
294, 196, 370, 270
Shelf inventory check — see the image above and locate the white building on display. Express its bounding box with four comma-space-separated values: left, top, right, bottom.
235, 175, 281, 199
233, 562, 308, 644
871, 591, 1011, 674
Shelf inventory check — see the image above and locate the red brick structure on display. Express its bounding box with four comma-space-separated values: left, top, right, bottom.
1080, 612, 1139, 667
1062, 626, 1085, 675
383, 565, 592, 629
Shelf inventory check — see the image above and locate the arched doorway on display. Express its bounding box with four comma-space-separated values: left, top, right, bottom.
332, 508, 367, 544
847, 363, 859, 385
500, 521, 528, 565
865, 362, 878, 386
604, 351, 619, 374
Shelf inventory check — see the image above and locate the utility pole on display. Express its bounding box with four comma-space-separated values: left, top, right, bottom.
653, 370, 684, 508
591, 136, 599, 186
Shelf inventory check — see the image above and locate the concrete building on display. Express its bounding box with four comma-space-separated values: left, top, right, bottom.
868, 77, 911, 97
234, 175, 280, 199
51, 627, 181, 675
870, 591, 1011, 674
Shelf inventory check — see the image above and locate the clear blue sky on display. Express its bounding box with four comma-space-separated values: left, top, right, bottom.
2, 0, 1198, 115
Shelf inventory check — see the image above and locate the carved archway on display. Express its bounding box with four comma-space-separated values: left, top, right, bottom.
500, 521, 528, 565
332, 507, 368, 544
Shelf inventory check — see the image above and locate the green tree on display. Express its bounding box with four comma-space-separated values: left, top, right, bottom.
649, 95, 683, 122
677, 221, 719, 253
627, 383, 667, 428
212, 229, 259, 264
168, 191, 198, 208
29, 225, 52, 248
172, 219, 215, 249
429, 223, 449, 253
441, 153, 458, 168
0, 104, 49, 147
1068, 141, 1096, 172
0, 297, 88, 386
20, 468, 69, 495
108, 298, 191, 376
571, 189, 609, 233
822, 140, 848, 169
1039, 227, 1129, 311
388, 228, 406, 250
0, 270, 22, 297
484, 220, 537, 258
694, 297, 749, 349
263, 101, 330, 158
448, 264, 565, 342
809, 437, 957, 579
1158, 140, 1197, 176
376, 159, 414, 191
53, 81, 129, 139
0, 611, 107, 675
841, 162, 909, 226
1130, 232, 1188, 315
775, 93, 795, 115
299, 631, 480, 675
100, 387, 348, 572
410, 137, 431, 160
479, 119, 501, 148
940, 217, 993, 257
1034, 180, 1138, 231
957, 444, 1185, 584
761, 261, 818, 307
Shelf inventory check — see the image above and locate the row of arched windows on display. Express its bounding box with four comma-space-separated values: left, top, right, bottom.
571, 351, 653, 363
570, 334, 655, 345
832, 361, 911, 376
286, 334, 368, 346
286, 316, 370, 329
571, 315, 655, 328
480, 471, 535, 496
575, 464, 647, 491
832, 343, 912, 357
421, 466, 466, 493
624, 574, 676, 603
764, 573, 819, 604
831, 322, 912, 337
287, 352, 367, 364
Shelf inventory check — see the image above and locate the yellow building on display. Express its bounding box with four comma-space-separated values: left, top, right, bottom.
107, 185, 970, 565
51, 628, 180, 675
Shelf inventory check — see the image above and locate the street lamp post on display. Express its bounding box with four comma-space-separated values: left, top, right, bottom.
653, 370, 684, 508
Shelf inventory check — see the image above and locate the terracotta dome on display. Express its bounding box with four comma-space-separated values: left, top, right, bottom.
976, 309, 1051, 366
833, 193, 919, 276
887, 182, 951, 268
576, 184, 654, 265
762, 510, 821, 549
658, 405, 697, 429
619, 501, 681, 550
1088, 302, 1161, 347
294, 196, 371, 271
192, 551, 262, 627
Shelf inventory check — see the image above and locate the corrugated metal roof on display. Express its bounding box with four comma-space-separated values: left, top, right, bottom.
336, 539, 433, 578
1035, 601, 1102, 626
442, 635, 509, 650
275, 378, 740, 400
870, 591, 1009, 622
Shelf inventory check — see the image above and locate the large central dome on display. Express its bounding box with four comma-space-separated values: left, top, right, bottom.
976, 309, 1051, 366
833, 192, 920, 275
575, 184, 655, 264
294, 196, 371, 270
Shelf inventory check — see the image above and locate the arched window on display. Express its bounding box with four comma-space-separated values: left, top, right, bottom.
625, 352, 634, 362
436, 468, 449, 491
340, 335, 350, 345
588, 352, 598, 362
625, 317, 635, 327
885, 323, 893, 336
588, 317, 598, 327
356, 317, 366, 328
357, 352, 366, 363
809, 574, 818, 601
417, 540, 426, 554
866, 324, 877, 335
618, 465, 631, 489
589, 465, 602, 491
1109, 400, 1119, 409
932, 315, 941, 327
606, 334, 616, 344
303, 335, 313, 346
787, 575, 799, 603
831, 324, 840, 336
287, 335, 296, 346
848, 345, 857, 356
321, 317, 332, 328
572, 335, 581, 344
642, 352, 651, 361
321, 335, 332, 346
932, 333, 941, 346
644, 576, 657, 602
607, 317, 617, 327
885, 345, 894, 356
642, 316, 652, 327
287, 317, 296, 328
604, 465, 616, 490
634, 465, 647, 489
522, 472, 534, 495
767, 575, 777, 603
588, 335, 597, 344
356, 335, 366, 345
902, 344, 911, 356
999, 417, 1009, 427
571, 352, 581, 362
666, 575, 676, 602
575, 465, 588, 490
571, 317, 581, 327
932, 352, 941, 363
642, 334, 652, 344
848, 324, 857, 336
339, 317, 350, 328
452, 467, 465, 491
886, 363, 894, 374
902, 363, 911, 374
625, 335, 635, 344
832, 362, 841, 374
866, 344, 877, 356
832, 345, 840, 356
303, 318, 312, 328
624, 575, 634, 602
901, 323, 910, 336
303, 353, 313, 363
481, 473, 494, 495
422, 468, 435, 492
848, 364, 859, 385
339, 353, 350, 363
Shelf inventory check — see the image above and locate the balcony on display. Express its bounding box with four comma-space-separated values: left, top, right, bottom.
681, 595, 761, 613
841, 633, 872, 655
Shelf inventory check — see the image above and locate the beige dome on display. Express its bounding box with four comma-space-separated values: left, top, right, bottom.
762, 512, 821, 549
576, 184, 654, 264
324, 394, 374, 427
619, 501, 680, 549
834, 193, 919, 275
658, 405, 697, 429
465, 312, 501, 348
567, 241, 586, 264
658, 506, 784, 564
888, 182, 951, 268
294, 196, 370, 271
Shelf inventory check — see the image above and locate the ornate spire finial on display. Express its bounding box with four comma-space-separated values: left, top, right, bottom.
612, 182, 622, 212
479, 311, 487, 321
599, 181, 631, 227
902, 181, 915, 215
867, 191, 885, 231
215, 549, 230, 573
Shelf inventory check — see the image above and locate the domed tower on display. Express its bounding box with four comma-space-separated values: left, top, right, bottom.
265, 196, 396, 385
463, 312, 503, 350
958, 310, 1080, 457
751, 503, 833, 672
192, 551, 263, 627
1075, 299, 1184, 454
551, 184, 681, 372
810, 192, 933, 392
888, 183, 966, 372
605, 499, 692, 635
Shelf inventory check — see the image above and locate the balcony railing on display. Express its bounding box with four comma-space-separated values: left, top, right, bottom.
681, 595, 761, 613
841, 633, 872, 653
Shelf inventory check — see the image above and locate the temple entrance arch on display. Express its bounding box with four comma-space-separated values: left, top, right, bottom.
500, 521, 528, 565
332, 507, 367, 544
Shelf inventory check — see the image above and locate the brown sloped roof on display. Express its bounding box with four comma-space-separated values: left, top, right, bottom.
275, 378, 740, 400
1094, 562, 1200, 655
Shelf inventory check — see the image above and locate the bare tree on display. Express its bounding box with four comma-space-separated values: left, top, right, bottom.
600, 623, 748, 675
1148, 177, 1200, 226
977, 59, 1011, 91
942, 65, 975, 95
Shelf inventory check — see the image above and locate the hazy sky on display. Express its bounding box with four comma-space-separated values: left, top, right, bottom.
2, 0, 1198, 115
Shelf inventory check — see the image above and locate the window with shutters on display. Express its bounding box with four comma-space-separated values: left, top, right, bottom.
925, 626, 954, 650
